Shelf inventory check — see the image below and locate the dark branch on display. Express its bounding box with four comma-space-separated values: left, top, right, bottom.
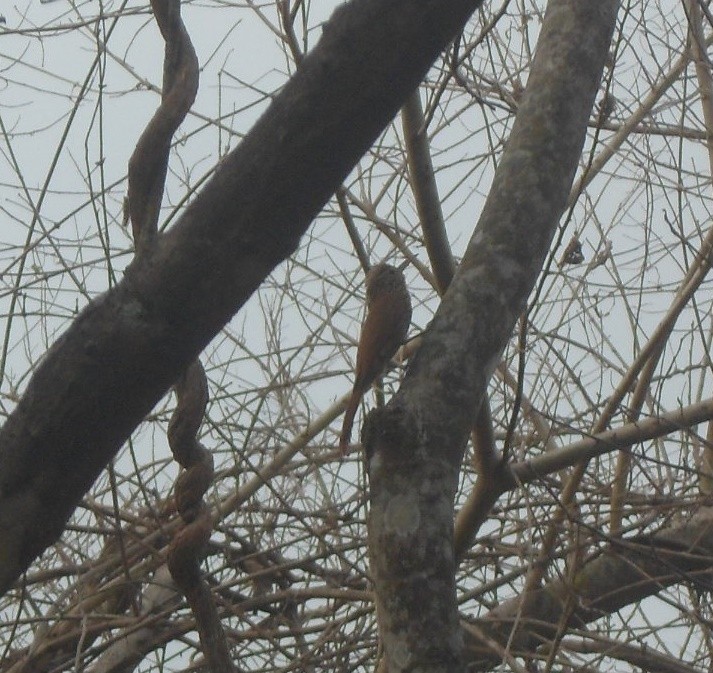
0, 0, 483, 595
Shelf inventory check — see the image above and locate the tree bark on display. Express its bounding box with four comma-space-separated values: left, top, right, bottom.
365, 1, 620, 671
0, 0, 484, 595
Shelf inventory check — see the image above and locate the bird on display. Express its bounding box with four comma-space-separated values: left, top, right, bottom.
339, 262, 412, 454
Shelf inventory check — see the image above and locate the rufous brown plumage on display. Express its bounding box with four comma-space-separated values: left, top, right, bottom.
339, 263, 411, 454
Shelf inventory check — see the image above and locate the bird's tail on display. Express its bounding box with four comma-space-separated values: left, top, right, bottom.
339, 390, 361, 454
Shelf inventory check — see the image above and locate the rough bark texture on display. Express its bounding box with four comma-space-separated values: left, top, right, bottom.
364, 1, 620, 671
0, 0, 485, 595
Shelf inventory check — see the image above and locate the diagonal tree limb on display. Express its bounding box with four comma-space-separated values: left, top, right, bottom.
464, 507, 713, 670
0, 0, 486, 596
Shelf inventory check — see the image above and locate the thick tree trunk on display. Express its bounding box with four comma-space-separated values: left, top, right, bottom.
365, 1, 620, 671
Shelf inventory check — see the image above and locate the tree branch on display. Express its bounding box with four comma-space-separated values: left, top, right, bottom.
365, 1, 620, 670
464, 507, 713, 669
0, 0, 484, 595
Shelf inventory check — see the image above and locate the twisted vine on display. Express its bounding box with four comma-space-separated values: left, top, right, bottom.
127, 1, 234, 670
166, 363, 233, 673
128, 0, 198, 254
166, 362, 213, 591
